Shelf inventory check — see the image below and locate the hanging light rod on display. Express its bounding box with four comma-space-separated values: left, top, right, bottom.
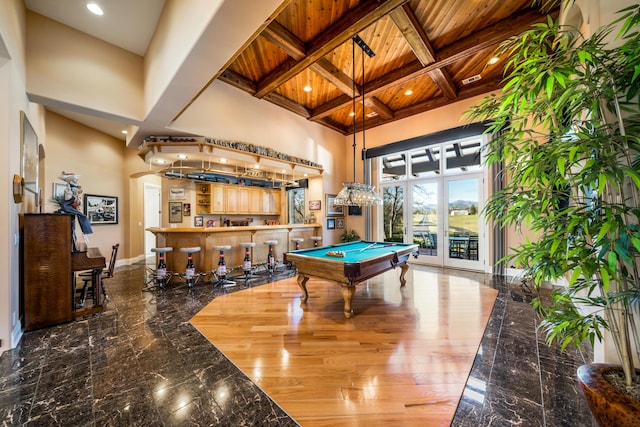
353, 35, 375, 58
334, 35, 382, 207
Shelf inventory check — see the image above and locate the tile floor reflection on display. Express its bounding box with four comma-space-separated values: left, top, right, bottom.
0, 262, 595, 426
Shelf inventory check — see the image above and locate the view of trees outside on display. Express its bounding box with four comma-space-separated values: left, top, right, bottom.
288, 188, 305, 224
382, 185, 403, 242
382, 179, 479, 245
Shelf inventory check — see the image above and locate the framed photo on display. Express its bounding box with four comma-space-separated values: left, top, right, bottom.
169, 201, 182, 223
168, 186, 186, 200
84, 194, 118, 225
336, 217, 345, 229
348, 205, 362, 216
326, 194, 344, 217
21, 111, 38, 196
53, 183, 66, 198
309, 200, 321, 210
194, 215, 204, 227
183, 203, 191, 216
327, 218, 336, 230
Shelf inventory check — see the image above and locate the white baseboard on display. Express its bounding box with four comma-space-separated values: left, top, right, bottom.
11, 321, 22, 349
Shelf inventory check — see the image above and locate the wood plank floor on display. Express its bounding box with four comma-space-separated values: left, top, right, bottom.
191, 267, 498, 426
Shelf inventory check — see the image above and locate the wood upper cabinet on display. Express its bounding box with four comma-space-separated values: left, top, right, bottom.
225, 186, 239, 213
210, 184, 225, 213
262, 189, 281, 214
248, 188, 262, 214
204, 183, 279, 215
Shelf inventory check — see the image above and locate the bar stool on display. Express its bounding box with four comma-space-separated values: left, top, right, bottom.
310, 236, 322, 247
264, 240, 278, 276
179, 247, 202, 290
239, 242, 256, 286
291, 237, 304, 250
289, 238, 304, 270
143, 247, 174, 291
212, 245, 236, 288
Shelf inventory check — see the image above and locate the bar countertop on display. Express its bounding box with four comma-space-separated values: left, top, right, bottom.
147, 223, 321, 233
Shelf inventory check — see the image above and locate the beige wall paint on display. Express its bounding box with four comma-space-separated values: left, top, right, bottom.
0, 0, 48, 352
44, 111, 127, 264
26, 11, 144, 122
169, 80, 348, 244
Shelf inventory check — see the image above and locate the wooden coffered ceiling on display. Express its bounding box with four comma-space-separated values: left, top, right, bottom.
210, 0, 556, 135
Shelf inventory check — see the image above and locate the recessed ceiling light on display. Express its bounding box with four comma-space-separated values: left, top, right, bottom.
487, 56, 500, 65
87, 3, 104, 16
303, 85, 312, 92
253, 164, 260, 169
404, 89, 413, 96
121, 130, 127, 134
156, 159, 167, 164
349, 111, 355, 117
219, 158, 228, 163
177, 154, 188, 159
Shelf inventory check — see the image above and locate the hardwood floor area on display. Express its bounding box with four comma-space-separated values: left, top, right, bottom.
191, 267, 498, 426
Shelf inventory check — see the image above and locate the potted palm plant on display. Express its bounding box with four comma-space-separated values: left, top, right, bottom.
466, 1, 640, 424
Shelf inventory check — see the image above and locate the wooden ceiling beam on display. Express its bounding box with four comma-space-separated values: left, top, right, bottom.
389, 4, 436, 66
348, 77, 503, 134
219, 68, 257, 94
263, 92, 311, 118
310, 6, 549, 121
254, 0, 409, 99
261, 20, 306, 61
262, 16, 360, 97
428, 68, 458, 100
365, 96, 394, 120
311, 58, 359, 97
390, 4, 458, 100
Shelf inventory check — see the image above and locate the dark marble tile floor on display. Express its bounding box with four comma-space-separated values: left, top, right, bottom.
1, 262, 596, 426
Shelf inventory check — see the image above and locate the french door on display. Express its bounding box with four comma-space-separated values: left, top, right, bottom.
379, 137, 486, 271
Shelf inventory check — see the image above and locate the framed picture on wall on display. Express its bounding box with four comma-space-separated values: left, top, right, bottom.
20, 111, 38, 196
84, 194, 118, 225
327, 218, 336, 229
169, 201, 182, 223
326, 194, 344, 217
194, 216, 204, 227
336, 217, 345, 229
183, 203, 191, 216
309, 200, 321, 210
168, 187, 186, 200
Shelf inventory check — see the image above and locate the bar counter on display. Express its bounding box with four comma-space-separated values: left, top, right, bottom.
147, 224, 322, 274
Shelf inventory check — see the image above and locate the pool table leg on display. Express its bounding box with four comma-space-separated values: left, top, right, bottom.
340, 285, 355, 319
297, 275, 309, 303
399, 262, 409, 286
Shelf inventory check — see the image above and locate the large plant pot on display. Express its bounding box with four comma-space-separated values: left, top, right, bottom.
577, 363, 640, 427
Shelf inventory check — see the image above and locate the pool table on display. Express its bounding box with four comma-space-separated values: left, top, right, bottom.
283, 240, 419, 318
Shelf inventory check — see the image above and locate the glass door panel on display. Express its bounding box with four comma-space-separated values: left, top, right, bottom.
445, 175, 482, 269
382, 185, 404, 243
411, 181, 442, 263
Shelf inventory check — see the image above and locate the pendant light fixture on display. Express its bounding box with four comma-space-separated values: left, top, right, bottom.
334, 35, 383, 207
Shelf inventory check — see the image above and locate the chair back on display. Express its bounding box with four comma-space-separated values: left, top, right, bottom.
105, 243, 119, 278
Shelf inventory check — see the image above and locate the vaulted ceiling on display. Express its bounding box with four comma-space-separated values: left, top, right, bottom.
211, 0, 555, 135
23, 0, 557, 142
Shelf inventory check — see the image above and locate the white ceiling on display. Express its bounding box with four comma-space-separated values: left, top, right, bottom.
24, 0, 165, 56
24, 0, 167, 141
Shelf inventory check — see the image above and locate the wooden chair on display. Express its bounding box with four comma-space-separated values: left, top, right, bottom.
77, 243, 119, 307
